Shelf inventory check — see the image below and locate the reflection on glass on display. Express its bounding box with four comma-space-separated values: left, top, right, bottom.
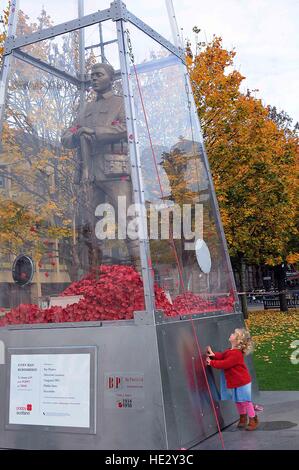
18, 24, 119, 78
127, 24, 236, 316
15, 1, 78, 37
0, 7, 237, 327
61, 62, 139, 268
0, 21, 144, 326
15, 1, 173, 42
125, 0, 173, 40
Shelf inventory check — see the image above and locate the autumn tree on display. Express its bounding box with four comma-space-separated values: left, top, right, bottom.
0, 3, 9, 63
188, 36, 299, 316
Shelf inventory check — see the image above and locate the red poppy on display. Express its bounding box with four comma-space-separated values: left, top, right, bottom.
70, 125, 81, 134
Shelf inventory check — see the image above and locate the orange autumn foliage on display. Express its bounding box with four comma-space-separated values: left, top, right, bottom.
188, 36, 299, 267
0, 3, 9, 61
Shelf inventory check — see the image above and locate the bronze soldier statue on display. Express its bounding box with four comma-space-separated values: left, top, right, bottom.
61, 63, 139, 270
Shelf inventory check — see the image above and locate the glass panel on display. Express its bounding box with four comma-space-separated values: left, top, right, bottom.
126, 24, 238, 317
86, 1, 174, 40
125, 1, 173, 41
14, 1, 174, 46
84, 0, 111, 14
16, 1, 79, 36
0, 21, 144, 326
19, 22, 120, 78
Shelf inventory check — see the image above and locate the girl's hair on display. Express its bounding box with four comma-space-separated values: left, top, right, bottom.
234, 328, 254, 355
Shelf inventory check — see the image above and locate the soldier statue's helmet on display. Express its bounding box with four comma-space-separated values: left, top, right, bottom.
91, 63, 115, 81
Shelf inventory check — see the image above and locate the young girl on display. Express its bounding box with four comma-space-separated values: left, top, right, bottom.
206, 327, 259, 431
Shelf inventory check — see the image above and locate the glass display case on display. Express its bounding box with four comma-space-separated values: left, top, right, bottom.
0, 0, 239, 326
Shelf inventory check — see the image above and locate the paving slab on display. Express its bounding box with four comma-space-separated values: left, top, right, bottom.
192, 391, 299, 450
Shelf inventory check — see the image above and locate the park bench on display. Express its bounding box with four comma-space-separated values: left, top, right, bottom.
263, 295, 299, 309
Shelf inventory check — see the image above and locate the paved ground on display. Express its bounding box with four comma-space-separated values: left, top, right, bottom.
248, 303, 264, 311
192, 391, 299, 450
1, 391, 297, 450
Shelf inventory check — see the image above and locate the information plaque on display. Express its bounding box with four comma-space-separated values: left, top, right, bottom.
6, 347, 96, 433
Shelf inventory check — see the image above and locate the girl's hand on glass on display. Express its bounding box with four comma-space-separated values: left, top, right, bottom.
206, 345, 215, 357
206, 357, 211, 366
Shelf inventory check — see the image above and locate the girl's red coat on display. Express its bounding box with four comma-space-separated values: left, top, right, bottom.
209, 349, 251, 388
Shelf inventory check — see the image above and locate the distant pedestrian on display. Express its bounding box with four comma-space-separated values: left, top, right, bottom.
206, 328, 259, 431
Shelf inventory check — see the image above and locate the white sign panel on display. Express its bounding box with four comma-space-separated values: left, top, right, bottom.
195, 239, 212, 274
49, 295, 84, 308
9, 354, 90, 428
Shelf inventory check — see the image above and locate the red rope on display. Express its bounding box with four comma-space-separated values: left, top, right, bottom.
132, 63, 225, 450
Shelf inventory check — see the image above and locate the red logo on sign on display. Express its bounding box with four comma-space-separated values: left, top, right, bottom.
107, 376, 122, 390
27, 404, 32, 411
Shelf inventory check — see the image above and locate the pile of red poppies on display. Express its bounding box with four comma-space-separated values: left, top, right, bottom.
215, 291, 235, 312
0, 265, 234, 326
172, 292, 215, 314
172, 291, 235, 315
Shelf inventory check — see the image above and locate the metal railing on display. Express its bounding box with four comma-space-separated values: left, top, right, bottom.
263, 294, 299, 310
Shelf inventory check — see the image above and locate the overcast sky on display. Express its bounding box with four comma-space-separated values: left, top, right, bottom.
3, 0, 299, 124
173, 0, 299, 125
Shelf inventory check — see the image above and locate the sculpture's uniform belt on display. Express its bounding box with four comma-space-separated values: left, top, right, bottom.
101, 142, 128, 154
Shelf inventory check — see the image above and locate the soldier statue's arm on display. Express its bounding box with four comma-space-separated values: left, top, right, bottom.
61, 98, 127, 147
61, 118, 81, 149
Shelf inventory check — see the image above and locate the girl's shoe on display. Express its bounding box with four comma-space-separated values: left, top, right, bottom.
254, 403, 263, 412
237, 414, 248, 428
246, 415, 259, 431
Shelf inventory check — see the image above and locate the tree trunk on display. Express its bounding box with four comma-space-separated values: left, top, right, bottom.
274, 263, 288, 312
237, 254, 248, 319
